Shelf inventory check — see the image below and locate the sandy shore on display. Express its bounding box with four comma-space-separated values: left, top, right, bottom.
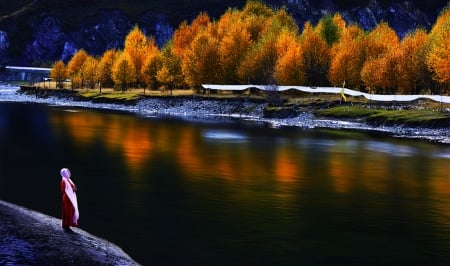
0, 200, 139, 265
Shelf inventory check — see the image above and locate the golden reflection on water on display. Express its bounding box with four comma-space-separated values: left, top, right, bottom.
50, 109, 450, 201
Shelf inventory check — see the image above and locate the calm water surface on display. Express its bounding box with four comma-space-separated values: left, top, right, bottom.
1, 102, 449, 265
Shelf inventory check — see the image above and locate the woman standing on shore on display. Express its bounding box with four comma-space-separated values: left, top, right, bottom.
60, 168, 79, 232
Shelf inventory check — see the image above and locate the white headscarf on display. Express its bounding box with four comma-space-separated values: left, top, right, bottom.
60, 168, 71, 179
60, 168, 79, 224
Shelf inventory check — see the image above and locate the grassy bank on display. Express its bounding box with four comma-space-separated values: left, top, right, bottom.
315, 105, 450, 128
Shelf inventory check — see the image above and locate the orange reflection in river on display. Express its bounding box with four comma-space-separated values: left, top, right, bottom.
50, 110, 152, 175
50, 108, 450, 207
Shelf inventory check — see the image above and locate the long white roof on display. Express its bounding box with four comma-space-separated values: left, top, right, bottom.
202, 84, 450, 104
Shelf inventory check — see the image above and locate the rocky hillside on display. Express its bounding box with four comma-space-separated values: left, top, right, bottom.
0, 0, 447, 66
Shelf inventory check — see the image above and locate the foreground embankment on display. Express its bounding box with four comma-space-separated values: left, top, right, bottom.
0, 200, 139, 265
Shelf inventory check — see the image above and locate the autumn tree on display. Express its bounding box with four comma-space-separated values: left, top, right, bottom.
181, 27, 220, 87
124, 25, 148, 87
50, 60, 67, 89
361, 22, 400, 93
96, 49, 117, 92
328, 24, 366, 89
300, 22, 330, 86
398, 29, 430, 94
66, 49, 88, 89
80, 55, 98, 89
274, 39, 305, 85
364, 22, 399, 59
141, 37, 163, 92
426, 7, 450, 93
216, 10, 253, 84
172, 12, 211, 59
159, 41, 185, 89
112, 52, 136, 92
238, 32, 278, 84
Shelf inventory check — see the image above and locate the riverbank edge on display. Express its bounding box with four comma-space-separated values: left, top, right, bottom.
18, 86, 450, 129
0, 199, 140, 265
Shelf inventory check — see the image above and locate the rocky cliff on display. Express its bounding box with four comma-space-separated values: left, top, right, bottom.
0, 0, 447, 66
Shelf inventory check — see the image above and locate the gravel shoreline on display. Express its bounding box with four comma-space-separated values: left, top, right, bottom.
0, 200, 140, 265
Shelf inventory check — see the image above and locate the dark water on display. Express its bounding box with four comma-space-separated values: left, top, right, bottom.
1, 102, 450, 265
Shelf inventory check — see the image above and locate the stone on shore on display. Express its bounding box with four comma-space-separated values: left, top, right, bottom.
0, 200, 139, 265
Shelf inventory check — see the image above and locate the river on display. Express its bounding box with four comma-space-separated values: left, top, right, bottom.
0, 93, 450, 265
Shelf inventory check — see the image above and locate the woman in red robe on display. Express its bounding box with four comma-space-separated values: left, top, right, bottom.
60, 168, 79, 232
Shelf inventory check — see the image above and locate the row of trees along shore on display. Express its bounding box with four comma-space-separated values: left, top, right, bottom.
50, 0, 450, 95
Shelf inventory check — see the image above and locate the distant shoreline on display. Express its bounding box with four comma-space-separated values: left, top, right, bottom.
2, 85, 450, 144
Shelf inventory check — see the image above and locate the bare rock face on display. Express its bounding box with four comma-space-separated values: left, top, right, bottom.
277, 0, 435, 37
0, 31, 9, 63
24, 17, 66, 65
0, 0, 447, 65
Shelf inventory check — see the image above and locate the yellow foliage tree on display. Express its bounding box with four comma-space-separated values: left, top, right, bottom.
96, 49, 117, 91
112, 52, 136, 92
141, 37, 162, 92
181, 27, 220, 87
80, 55, 98, 89
365, 22, 399, 59
300, 22, 330, 86
50, 60, 67, 89
124, 25, 148, 87
217, 16, 252, 84
328, 24, 366, 89
426, 8, 450, 91
156, 65, 173, 94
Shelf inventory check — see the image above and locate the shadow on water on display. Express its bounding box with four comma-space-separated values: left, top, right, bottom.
1, 102, 450, 265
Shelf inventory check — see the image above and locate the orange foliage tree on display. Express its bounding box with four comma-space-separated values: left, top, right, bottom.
328, 24, 366, 89
181, 27, 220, 87
66, 49, 88, 89
398, 29, 430, 94
217, 10, 253, 84
172, 12, 211, 59
300, 22, 330, 86
50, 60, 67, 89
426, 8, 450, 93
361, 22, 400, 93
141, 37, 162, 92
56, 1, 450, 95
274, 29, 305, 85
